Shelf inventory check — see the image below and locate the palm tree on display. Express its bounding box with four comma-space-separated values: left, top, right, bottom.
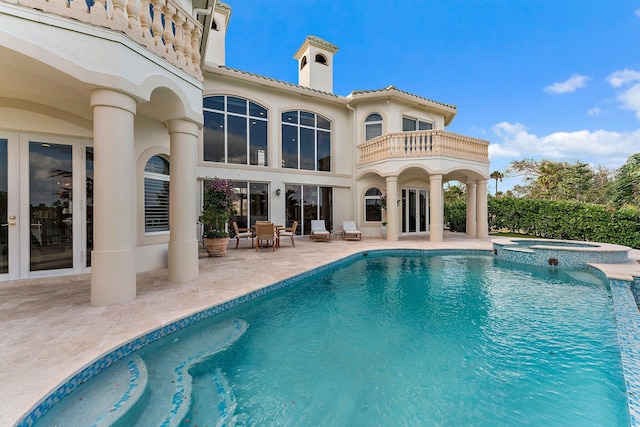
490, 170, 504, 195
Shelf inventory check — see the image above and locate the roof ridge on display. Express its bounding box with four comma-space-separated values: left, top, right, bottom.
351, 86, 456, 110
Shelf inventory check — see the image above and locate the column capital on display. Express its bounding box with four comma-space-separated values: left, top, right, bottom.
167, 118, 200, 136
430, 174, 443, 181
385, 175, 398, 183
90, 89, 136, 114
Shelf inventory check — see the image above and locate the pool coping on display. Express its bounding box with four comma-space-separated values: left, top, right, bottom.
16, 248, 640, 427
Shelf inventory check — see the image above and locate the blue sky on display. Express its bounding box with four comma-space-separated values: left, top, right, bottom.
223, 1, 640, 192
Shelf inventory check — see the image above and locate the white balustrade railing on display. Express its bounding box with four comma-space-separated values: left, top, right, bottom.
358, 130, 489, 165
6, 0, 203, 81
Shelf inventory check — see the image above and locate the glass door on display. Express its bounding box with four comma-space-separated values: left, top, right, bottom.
0, 138, 10, 276
0, 132, 91, 280
402, 188, 429, 234
28, 141, 74, 272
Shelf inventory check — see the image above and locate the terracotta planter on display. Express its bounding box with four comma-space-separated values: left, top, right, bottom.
203, 237, 229, 257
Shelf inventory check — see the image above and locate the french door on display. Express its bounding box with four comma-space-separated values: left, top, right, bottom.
401, 188, 429, 234
0, 131, 92, 280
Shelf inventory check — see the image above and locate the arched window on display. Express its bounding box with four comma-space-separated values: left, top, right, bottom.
300, 55, 307, 70
281, 110, 331, 171
315, 54, 327, 65
144, 155, 170, 233
365, 113, 383, 141
211, 19, 218, 30
364, 187, 383, 222
203, 95, 268, 166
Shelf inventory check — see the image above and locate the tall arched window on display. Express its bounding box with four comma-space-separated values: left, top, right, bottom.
364, 187, 383, 222
281, 110, 331, 171
144, 155, 170, 233
365, 113, 383, 141
203, 95, 268, 166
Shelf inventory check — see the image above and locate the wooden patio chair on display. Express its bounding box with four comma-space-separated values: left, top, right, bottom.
342, 221, 362, 241
255, 222, 277, 251
232, 221, 254, 249
278, 221, 298, 247
310, 220, 331, 242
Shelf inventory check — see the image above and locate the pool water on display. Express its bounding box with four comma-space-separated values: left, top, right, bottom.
35, 254, 629, 426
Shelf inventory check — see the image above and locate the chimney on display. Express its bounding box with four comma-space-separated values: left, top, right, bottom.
293, 36, 339, 93
203, 1, 232, 66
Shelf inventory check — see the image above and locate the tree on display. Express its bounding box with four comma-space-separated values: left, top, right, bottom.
507, 158, 612, 203
609, 153, 640, 208
444, 181, 466, 204
490, 170, 504, 196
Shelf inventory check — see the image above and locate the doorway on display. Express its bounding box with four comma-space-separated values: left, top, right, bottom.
401, 188, 428, 234
0, 131, 92, 280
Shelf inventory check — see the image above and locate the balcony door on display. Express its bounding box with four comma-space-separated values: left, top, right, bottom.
401, 188, 429, 234
0, 131, 92, 280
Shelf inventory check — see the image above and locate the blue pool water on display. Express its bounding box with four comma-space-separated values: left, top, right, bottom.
34, 254, 629, 426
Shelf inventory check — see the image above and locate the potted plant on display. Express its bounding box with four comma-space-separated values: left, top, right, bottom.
199, 177, 236, 256
378, 193, 387, 239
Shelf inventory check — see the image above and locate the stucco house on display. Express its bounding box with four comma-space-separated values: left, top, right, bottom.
0, 0, 489, 305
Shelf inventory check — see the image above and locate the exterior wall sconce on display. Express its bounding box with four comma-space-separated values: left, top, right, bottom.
276, 188, 281, 197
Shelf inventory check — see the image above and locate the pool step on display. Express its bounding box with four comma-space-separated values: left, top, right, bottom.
115, 318, 248, 427
503, 247, 535, 254
94, 355, 148, 426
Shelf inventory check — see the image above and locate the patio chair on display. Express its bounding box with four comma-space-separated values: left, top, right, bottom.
278, 221, 298, 247
310, 220, 331, 242
232, 221, 254, 249
342, 221, 362, 241
255, 222, 277, 251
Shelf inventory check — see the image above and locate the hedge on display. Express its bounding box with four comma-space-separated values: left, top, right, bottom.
443, 197, 640, 249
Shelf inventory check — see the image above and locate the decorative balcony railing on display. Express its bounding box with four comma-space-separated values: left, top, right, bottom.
357, 130, 489, 165
5, 0, 203, 81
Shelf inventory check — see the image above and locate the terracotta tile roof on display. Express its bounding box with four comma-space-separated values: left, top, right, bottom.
216, 66, 341, 98
350, 85, 457, 110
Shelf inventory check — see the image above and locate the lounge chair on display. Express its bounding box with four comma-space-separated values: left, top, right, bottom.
232, 221, 254, 249
278, 221, 298, 247
342, 221, 362, 241
255, 222, 277, 251
310, 220, 331, 242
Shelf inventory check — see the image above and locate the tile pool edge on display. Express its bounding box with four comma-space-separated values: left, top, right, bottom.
16, 248, 640, 427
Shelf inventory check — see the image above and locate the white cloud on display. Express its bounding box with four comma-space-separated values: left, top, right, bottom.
607, 69, 640, 119
607, 69, 640, 87
489, 121, 639, 169
635, 8, 640, 18
587, 107, 601, 116
544, 74, 590, 94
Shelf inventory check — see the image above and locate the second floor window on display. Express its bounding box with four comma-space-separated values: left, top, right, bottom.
203, 95, 268, 166
402, 116, 433, 132
365, 113, 383, 141
282, 110, 331, 171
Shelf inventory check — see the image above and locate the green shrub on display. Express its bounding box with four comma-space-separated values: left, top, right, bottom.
483, 197, 640, 249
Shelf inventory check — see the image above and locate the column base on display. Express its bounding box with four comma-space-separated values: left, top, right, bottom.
91, 249, 136, 306
168, 239, 199, 282
430, 224, 444, 242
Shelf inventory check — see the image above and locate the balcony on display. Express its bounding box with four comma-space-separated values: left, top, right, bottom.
357, 130, 489, 166
3, 0, 203, 81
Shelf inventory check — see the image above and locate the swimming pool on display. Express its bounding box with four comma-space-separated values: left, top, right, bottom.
26, 251, 635, 426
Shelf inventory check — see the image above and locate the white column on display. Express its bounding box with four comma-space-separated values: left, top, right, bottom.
429, 174, 443, 242
477, 179, 489, 238
466, 179, 477, 238
90, 89, 137, 306
386, 176, 399, 241
167, 119, 199, 282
